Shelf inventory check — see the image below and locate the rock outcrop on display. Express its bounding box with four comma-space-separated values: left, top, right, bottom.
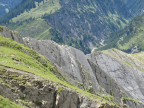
23, 37, 144, 108
0, 65, 119, 108
0, 26, 24, 44
88, 49, 144, 102
23, 37, 101, 92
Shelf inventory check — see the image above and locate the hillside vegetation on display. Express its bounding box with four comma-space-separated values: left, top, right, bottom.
0, 0, 144, 54
0, 0, 22, 18
0, 0, 132, 54
0, 0, 61, 23
98, 14, 144, 53
0, 0, 61, 40
0, 95, 24, 108
8, 18, 53, 39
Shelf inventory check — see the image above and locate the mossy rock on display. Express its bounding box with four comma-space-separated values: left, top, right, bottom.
0, 66, 6, 72
57, 86, 63, 94
0, 95, 24, 108
0, 26, 3, 32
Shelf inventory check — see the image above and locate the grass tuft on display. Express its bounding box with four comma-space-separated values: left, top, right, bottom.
0, 95, 25, 108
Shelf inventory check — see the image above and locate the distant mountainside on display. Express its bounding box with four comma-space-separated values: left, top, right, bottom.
98, 14, 144, 53
0, 0, 22, 18
0, 0, 144, 53
43, 0, 132, 53
123, 0, 144, 16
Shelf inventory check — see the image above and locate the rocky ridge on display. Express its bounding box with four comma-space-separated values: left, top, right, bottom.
23, 37, 144, 108
0, 27, 119, 108
0, 26, 24, 44
0, 27, 144, 107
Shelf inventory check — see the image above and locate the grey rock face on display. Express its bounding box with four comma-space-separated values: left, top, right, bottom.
87, 50, 144, 108
23, 37, 101, 92
23, 38, 144, 108
88, 49, 144, 102
89, 50, 144, 102
0, 27, 24, 44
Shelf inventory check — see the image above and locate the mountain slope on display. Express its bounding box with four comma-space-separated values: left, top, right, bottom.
98, 14, 144, 53
0, 0, 22, 18
0, 0, 144, 54
1, 26, 144, 107
0, 0, 132, 53
0, 27, 122, 108
43, 0, 131, 53
24, 38, 144, 108
0, 0, 61, 48
123, 0, 144, 16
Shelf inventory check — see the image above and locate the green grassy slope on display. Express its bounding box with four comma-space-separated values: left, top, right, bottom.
3, 0, 61, 40
0, 0, 61, 23
12, 0, 61, 23
0, 36, 70, 86
0, 95, 24, 108
0, 36, 119, 107
8, 18, 53, 39
98, 14, 144, 52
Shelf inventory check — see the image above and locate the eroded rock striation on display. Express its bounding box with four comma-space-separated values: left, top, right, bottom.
23, 37, 144, 108
23, 37, 101, 92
